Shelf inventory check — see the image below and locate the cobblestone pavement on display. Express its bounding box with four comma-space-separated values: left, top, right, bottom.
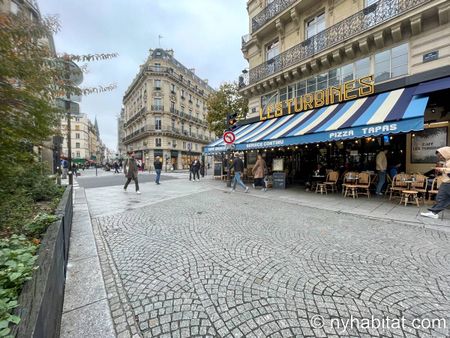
90, 185, 450, 337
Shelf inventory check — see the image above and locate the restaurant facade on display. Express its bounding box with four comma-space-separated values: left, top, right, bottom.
204, 0, 450, 182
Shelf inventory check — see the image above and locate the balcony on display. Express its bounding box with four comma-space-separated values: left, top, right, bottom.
247, 0, 432, 86
151, 105, 164, 112
252, 0, 297, 33
241, 34, 251, 49
123, 107, 147, 127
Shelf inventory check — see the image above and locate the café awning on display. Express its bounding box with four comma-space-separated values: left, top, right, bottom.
204, 86, 428, 153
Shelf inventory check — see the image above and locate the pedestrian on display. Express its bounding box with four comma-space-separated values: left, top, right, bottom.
231, 153, 249, 193
375, 148, 388, 195
61, 158, 68, 179
154, 156, 162, 185
72, 163, 78, 177
252, 154, 267, 192
123, 151, 140, 194
113, 161, 120, 174
191, 157, 200, 181
421, 147, 450, 219
200, 161, 205, 177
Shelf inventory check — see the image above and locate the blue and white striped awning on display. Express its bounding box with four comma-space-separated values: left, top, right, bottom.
204, 87, 428, 153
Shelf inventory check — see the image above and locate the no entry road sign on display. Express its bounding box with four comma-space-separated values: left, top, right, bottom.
223, 131, 236, 144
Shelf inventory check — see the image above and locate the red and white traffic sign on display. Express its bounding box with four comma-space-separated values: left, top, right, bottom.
223, 131, 236, 144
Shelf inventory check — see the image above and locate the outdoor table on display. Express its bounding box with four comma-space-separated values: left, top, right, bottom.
311, 175, 325, 191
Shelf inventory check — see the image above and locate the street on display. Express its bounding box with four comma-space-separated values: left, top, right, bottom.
62, 176, 450, 338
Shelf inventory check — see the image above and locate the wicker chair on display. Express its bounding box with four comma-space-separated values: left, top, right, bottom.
389, 173, 410, 200
411, 174, 427, 203
343, 172, 359, 198
356, 172, 371, 198
324, 171, 339, 193
428, 176, 445, 202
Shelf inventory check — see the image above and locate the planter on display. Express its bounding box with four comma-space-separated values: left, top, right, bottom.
12, 185, 73, 338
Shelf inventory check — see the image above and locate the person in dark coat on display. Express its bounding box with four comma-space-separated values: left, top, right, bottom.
231, 153, 249, 193
191, 157, 201, 181
123, 151, 140, 194
252, 154, 267, 191
154, 156, 162, 185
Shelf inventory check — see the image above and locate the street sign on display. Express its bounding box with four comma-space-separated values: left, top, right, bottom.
223, 131, 236, 144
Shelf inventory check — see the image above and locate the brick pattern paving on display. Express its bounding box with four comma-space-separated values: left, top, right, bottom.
93, 190, 450, 337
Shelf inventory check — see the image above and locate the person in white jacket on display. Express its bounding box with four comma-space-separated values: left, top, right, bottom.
421, 146, 450, 219
375, 148, 388, 195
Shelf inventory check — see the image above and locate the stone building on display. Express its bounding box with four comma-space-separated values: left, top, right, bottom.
206, 0, 450, 175
122, 48, 215, 170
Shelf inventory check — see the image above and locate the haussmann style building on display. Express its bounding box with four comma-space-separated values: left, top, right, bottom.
205, 0, 450, 185
122, 48, 215, 170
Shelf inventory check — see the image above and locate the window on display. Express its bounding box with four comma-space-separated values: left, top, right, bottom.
375, 50, 391, 82
75, 142, 80, 148
170, 83, 176, 93
172, 120, 175, 129
10, 1, 19, 14
181, 105, 185, 113
341, 63, 354, 83
391, 44, 408, 78
365, 0, 377, 6
317, 73, 328, 90
189, 109, 192, 116
181, 89, 185, 99
307, 77, 316, 93
266, 39, 279, 61
76, 151, 80, 158
155, 138, 161, 147
183, 142, 186, 149
328, 68, 341, 87
296, 80, 306, 97
155, 117, 162, 130
75, 125, 80, 131
261, 92, 277, 109
195, 144, 198, 151
181, 122, 185, 132
189, 125, 192, 135
306, 12, 325, 39
154, 79, 161, 89
170, 101, 175, 111
355, 57, 370, 79
154, 98, 162, 108
75, 133, 80, 139
189, 94, 192, 102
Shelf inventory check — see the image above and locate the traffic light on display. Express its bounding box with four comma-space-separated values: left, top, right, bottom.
226, 112, 238, 131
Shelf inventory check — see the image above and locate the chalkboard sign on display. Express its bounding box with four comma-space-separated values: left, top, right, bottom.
214, 162, 222, 177
272, 172, 286, 189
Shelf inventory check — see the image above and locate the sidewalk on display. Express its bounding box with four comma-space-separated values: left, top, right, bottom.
207, 179, 450, 232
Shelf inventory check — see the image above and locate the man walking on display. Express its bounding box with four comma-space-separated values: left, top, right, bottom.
123, 151, 140, 194
192, 157, 200, 181
421, 147, 450, 219
375, 148, 388, 195
154, 156, 162, 185
231, 153, 249, 193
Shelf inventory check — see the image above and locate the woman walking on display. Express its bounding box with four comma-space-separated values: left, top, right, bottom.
252, 154, 267, 192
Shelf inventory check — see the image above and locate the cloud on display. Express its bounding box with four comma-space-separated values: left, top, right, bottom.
38, 0, 248, 151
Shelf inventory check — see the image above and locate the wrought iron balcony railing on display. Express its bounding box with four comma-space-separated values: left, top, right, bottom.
248, 0, 431, 86
252, 0, 297, 32
151, 105, 164, 112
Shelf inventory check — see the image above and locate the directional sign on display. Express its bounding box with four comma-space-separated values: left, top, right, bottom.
223, 131, 236, 145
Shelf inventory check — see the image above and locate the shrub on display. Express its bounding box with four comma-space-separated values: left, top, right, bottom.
24, 213, 59, 238
0, 235, 38, 337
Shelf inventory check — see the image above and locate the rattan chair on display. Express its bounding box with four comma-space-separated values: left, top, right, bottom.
356, 172, 371, 198
324, 171, 339, 193
343, 172, 359, 198
428, 176, 445, 202
389, 173, 410, 200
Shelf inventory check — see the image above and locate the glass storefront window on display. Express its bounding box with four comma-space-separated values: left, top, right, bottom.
328, 68, 340, 87
296, 80, 306, 97
307, 77, 316, 93
375, 50, 391, 82
355, 57, 370, 79
279, 87, 287, 102
288, 85, 296, 99
317, 73, 328, 90
341, 64, 354, 83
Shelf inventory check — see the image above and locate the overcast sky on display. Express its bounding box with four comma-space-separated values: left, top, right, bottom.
38, 0, 249, 152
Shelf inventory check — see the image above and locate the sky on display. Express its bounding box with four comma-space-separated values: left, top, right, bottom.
38, 0, 249, 152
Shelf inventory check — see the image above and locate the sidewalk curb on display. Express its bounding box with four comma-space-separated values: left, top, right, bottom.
60, 188, 116, 338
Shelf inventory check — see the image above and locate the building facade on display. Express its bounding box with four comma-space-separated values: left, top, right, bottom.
122, 48, 215, 170
1, 0, 63, 173
206, 0, 450, 177
61, 113, 104, 165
